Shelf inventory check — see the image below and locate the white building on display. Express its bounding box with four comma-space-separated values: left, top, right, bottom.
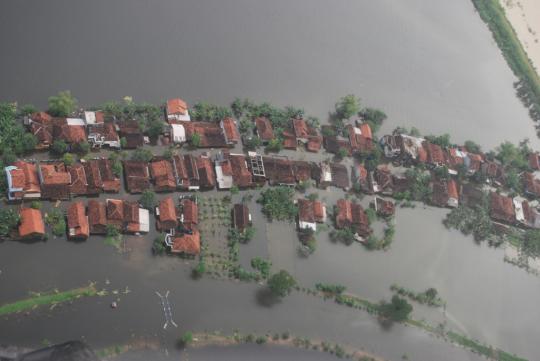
170, 124, 186, 143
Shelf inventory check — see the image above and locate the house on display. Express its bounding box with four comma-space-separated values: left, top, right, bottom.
464, 152, 483, 175
352, 164, 371, 193
28, 111, 52, 124
323, 131, 351, 156
83, 111, 105, 125
180, 199, 198, 230
18, 208, 45, 239
68, 164, 88, 196
83, 160, 103, 196
106, 199, 149, 234
214, 154, 234, 190
529, 153, 540, 170
372, 166, 393, 195
292, 161, 315, 182
373, 197, 395, 217
229, 153, 253, 188
220, 117, 240, 145
297, 199, 326, 231
317, 162, 333, 188
182, 121, 228, 148
247, 152, 266, 183
523, 172, 540, 198
521, 200, 540, 229
380, 134, 402, 158
166, 98, 190, 122
399, 134, 426, 163
255, 117, 274, 144
31, 122, 53, 149
156, 197, 178, 231
170, 123, 186, 143
169, 230, 200, 256
88, 200, 107, 234
460, 183, 485, 207
424, 142, 447, 167
123, 161, 150, 194
335, 199, 372, 240
97, 158, 120, 193
172, 154, 200, 190
117, 120, 144, 148
431, 180, 449, 208
481, 160, 506, 186
447, 179, 459, 208
87, 123, 120, 149
282, 130, 297, 150
38, 162, 71, 200
262, 156, 295, 186
52, 119, 87, 145
67, 202, 89, 240
197, 153, 216, 189
447, 148, 467, 174
150, 159, 176, 192
490, 192, 515, 224
347, 123, 373, 153
330, 163, 350, 190
5, 161, 41, 200
233, 203, 251, 232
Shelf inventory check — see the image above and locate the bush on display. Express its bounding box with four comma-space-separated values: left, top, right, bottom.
251, 257, 272, 279
255, 336, 267, 344
268, 270, 296, 298
335, 95, 360, 120
131, 148, 154, 162
315, 283, 346, 294
30, 201, 42, 210
139, 190, 157, 210
153, 235, 166, 255
51, 140, 68, 155
329, 228, 355, 246
258, 187, 297, 221
62, 153, 75, 166
179, 331, 193, 347
378, 295, 413, 322
0, 209, 20, 237
48, 91, 77, 117
46, 209, 66, 237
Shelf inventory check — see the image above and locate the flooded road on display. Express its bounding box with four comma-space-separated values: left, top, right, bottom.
1, 0, 540, 360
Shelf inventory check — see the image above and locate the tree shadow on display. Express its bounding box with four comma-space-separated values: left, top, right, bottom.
255, 287, 281, 308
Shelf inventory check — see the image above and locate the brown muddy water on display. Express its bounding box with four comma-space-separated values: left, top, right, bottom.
1, 0, 540, 360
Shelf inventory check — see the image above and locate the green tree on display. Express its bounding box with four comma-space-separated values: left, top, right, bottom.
0, 209, 20, 237
153, 234, 166, 255
74, 141, 90, 155
379, 295, 413, 322
337, 147, 349, 159
268, 270, 296, 298
62, 153, 75, 166
19, 104, 38, 116
251, 257, 272, 279
51, 140, 68, 155
329, 227, 355, 246
266, 137, 283, 153
191, 133, 201, 147
147, 120, 163, 138
21, 133, 38, 153
464, 140, 482, 154
359, 107, 387, 134
131, 148, 154, 162
258, 187, 297, 221
120, 137, 128, 148
30, 201, 42, 209
335, 94, 360, 119
46, 209, 66, 237
48, 90, 77, 117
139, 190, 157, 210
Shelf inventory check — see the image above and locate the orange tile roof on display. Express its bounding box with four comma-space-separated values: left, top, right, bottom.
293, 118, 309, 139
181, 199, 198, 228
172, 230, 201, 255
30, 111, 52, 124
9, 168, 26, 188
159, 197, 178, 224
67, 202, 89, 239
88, 200, 107, 234
167, 98, 188, 115
222, 117, 240, 143
336, 199, 353, 228
447, 179, 459, 199
40, 163, 71, 185
106, 199, 124, 225
68, 164, 88, 195
359, 123, 372, 140
18, 208, 45, 237
255, 117, 274, 140
150, 159, 176, 191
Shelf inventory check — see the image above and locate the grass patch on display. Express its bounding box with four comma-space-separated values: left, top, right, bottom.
0, 283, 98, 316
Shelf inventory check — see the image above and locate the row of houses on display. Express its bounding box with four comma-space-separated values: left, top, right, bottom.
5, 158, 120, 201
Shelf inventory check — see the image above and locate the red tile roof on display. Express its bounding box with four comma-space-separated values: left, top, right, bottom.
306, 135, 322, 152
83, 160, 103, 195
222, 117, 240, 143
124, 201, 140, 233
68, 164, 88, 195
150, 159, 176, 191
447, 179, 458, 199
490, 192, 515, 223
67, 202, 89, 239
298, 199, 326, 223
31, 122, 53, 145
293, 118, 309, 139
30, 111, 52, 124
255, 117, 274, 141
106, 199, 124, 227
196, 155, 215, 189
529, 153, 540, 170
158, 197, 178, 230
374, 197, 395, 217
262, 156, 295, 185
167, 98, 188, 116
347, 124, 373, 153
230, 154, 252, 188
18, 208, 45, 238
88, 200, 107, 234
171, 230, 201, 255
424, 142, 447, 165
181, 199, 198, 229
359, 123, 372, 140
40, 163, 71, 185
282, 131, 297, 149
523, 172, 540, 197
98, 159, 120, 192
123, 161, 150, 193
336, 199, 353, 228
233, 203, 250, 231
293, 161, 314, 182
54, 124, 87, 143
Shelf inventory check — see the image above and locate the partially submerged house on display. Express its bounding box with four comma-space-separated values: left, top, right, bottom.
424, 142, 447, 168
371, 166, 393, 195
156, 197, 178, 231
166, 98, 190, 122
87, 123, 120, 149
68, 164, 88, 196
106, 199, 149, 234
214, 153, 234, 190
262, 156, 295, 186
431, 178, 459, 208
347, 123, 373, 154
220, 117, 240, 145
5, 161, 41, 200
330, 163, 350, 190
196, 153, 216, 189
335, 199, 372, 240
83, 110, 105, 125
297, 199, 326, 231
352, 164, 371, 194
255, 117, 274, 144
529, 152, 540, 171
67, 202, 89, 240
52, 118, 87, 147
170, 123, 186, 144
182, 121, 229, 148
172, 154, 200, 190
460, 183, 485, 207
373, 197, 395, 217
97, 158, 121, 193
117, 120, 145, 149
150, 159, 176, 192
292, 161, 315, 183
523, 172, 540, 198
490, 192, 515, 224
180, 199, 198, 230
82, 160, 103, 196
18, 208, 45, 240
292, 118, 322, 152
481, 160, 506, 186
88, 200, 107, 234
380, 134, 402, 158
229, 153, 253, 188
38, 162, 71, 200
232, 203, 251, 232
123, 161, 150, 194
169, 229, 200, 256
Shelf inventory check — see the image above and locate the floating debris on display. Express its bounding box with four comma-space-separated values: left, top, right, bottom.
111, 301, 117, 309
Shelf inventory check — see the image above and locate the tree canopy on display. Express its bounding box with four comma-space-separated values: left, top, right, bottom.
335, 95, 360, 120
268, 270, 296, 297
379, 295, 413, 322
258, 187, 297, 221
48, 90, 77, 117
139, 190, 157, 210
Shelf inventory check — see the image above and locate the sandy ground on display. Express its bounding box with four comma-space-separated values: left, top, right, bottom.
500, 0, 540, 72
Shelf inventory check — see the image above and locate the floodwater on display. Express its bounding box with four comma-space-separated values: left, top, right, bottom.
1, 0, 540, 360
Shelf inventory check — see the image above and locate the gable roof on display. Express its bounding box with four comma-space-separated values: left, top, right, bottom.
68, 164, 88, 195
67, 202, 89, 239
39, 163, 71, 185
181, 199, 198, 227
255, 117, 274, 141
233, 203, 250, 231
221, 117, 240, 143
150, 159, 176, 191
159, 197, 178, 224
123, 161, 150, 193
292, 118, 309, 139
167, 98, 188, 115
490, 192, 515, 223
18, 208, 45, 237
88, 200, 107, 233
171, 230, 201, 255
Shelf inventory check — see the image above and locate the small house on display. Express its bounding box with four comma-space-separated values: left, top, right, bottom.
490, 192, 515, 224
166, 98, 190, 122
255, 117, 274, 144
297, 199, 326, 231
170, 123, 186, 143
83, 160, 103, 196
5, 161, 41, 200
169, 230, 200, 256
373, 197, 395, 217
233, 203, 251, 232
196, 154, 216, 189
220, 117, 240, 145
18, 208, 45, 240
97, 158, 121, 193
150, 159, 176, 192
68, 164, 88, 196
156, 197, 178, 231
123, 161, 150, 194
38, 162, 71, 200
88, 200, 107, 234
87, 123, 120, 149
67, 201, 89, 240
180, 199, 198, 230
262, 156, 295, 186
